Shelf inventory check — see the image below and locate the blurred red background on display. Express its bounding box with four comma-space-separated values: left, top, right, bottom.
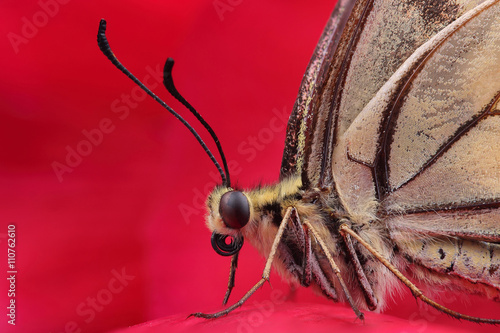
0, 0, 498, 332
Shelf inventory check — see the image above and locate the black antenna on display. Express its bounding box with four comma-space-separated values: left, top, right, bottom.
163, 59, 231, 187
97, 19, 229, 186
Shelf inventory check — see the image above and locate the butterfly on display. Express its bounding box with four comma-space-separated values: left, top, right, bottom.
98, 0, 500, 324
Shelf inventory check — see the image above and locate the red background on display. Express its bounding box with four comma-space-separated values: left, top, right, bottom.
0, 1, 498, 332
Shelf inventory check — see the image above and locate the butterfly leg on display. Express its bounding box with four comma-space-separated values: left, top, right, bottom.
289, 210, 343, 300
303, 220, 365, 321
340, 228, 378, 310
283, 209, 340, 300
222, 252, 239, 305
339, 223, 500, 324
284, 208, 312, 286
301, 220, 313, 286
190, 207, 295, 319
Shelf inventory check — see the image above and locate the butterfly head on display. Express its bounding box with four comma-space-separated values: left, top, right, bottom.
205, 186, 253, 256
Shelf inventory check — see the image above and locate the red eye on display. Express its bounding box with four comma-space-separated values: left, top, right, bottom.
219, 191, 250, 229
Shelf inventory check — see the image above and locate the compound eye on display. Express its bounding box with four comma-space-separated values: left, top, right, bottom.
219, 191, 250, 229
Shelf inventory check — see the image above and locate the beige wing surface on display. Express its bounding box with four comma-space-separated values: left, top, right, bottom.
337, 0, 500, 291
343, 0, 499, 221
281, 0, 486, 189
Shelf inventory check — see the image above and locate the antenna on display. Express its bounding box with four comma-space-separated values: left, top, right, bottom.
97, 19, 229, 186
163, 58, 231, 186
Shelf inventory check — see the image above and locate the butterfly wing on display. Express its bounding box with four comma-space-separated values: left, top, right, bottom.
280, 0, 486, 189
340, 0, 499, 292
280, 0, 356, 184
281, 0, 498, 301
342, 0, 499, 233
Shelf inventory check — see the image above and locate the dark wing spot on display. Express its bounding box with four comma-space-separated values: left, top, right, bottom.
438, 248, 446, 260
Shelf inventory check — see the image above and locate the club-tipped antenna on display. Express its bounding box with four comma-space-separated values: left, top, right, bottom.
163, 59, 231, 187
97, 19, 229, 187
